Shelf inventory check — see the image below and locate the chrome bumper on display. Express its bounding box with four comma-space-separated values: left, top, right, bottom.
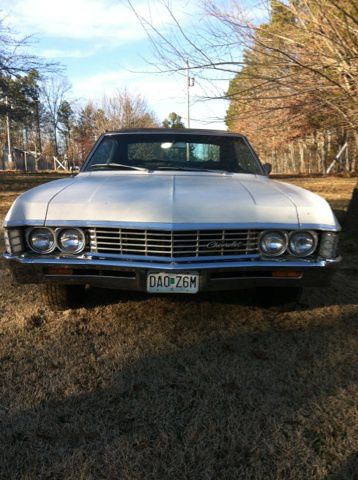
3, 252, 341, 291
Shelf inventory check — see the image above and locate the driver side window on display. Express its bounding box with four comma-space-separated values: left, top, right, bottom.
93, 138, 114, 164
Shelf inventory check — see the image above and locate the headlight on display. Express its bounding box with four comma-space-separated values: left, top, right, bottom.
288, 231, 317, 257
27, 227, 55, 254
260, 231, 287, 256
57, 228, 85, 254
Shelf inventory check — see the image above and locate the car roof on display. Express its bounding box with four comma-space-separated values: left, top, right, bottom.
103, 128, 246, 138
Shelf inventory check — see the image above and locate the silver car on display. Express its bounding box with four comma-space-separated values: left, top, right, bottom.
3, 129, 341, 309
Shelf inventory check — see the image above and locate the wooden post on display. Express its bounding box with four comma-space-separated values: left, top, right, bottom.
326, 142, 348, 174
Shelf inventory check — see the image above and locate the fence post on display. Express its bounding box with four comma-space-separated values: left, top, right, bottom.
326, 142, 347, 174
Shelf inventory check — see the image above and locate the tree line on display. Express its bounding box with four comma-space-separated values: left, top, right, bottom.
0, 69, 185, 169
129, 0, 357, 174
0, 18, 186, 170
1, 1, 357, 174
225, 0, 357, 174
0, 69, 188, 169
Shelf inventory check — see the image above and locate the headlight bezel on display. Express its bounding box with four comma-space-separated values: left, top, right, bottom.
259, 230, 288, 257
25, 226, 86, 255
259, 229, 320, 258
26, 227, 56, 254
57, 227, 86, 254
288, 230, 318, 257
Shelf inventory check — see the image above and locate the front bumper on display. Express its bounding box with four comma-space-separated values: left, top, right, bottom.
3, 252, 341, 292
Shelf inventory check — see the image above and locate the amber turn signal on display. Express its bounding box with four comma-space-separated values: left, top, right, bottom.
272, 270, 302, 278
45, 266, 73, 275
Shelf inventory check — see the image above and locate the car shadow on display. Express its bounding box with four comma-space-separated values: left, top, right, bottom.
0, 311, 356, 479
324, 453, 358, 480
83, 287, 257, 309
345, 187, 358, 228
82, 270, 356, 311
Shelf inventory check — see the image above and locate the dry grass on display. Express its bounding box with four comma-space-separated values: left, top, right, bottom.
0, 174, 357, 480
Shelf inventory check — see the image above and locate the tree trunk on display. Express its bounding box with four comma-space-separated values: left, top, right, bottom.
35, 100, 42, 153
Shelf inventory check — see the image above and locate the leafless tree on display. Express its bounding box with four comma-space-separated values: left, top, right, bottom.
0, 17, 59, 78
127, 0, 358, 172
41, 76, 72, 156
101, 89, 158, 129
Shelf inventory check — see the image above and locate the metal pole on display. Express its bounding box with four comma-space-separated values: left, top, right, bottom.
186, 60, 190, 128
186, 60, 192, 161
5, 95, 13, 168
23, 127, 29, 172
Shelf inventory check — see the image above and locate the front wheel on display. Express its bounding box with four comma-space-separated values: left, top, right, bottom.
255, 287, 303, 307
43, 284, 86, 311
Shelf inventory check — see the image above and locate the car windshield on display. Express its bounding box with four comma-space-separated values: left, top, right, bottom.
84, 133, 263, 174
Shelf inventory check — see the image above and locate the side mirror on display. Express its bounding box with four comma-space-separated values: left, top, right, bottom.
262, 163, 272, 175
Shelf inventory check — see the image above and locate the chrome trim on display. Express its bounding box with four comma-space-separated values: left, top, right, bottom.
3, 252, 341, 271
25, 227, 56, 254
89, 227, 260, 258
259, 230, 288, 257
4, 219, 45, 228
39, 220, 341, 232
298, 223, 341, 232
85, 252, 261, 263
103, 129, 247, 138
57, 227, 86, 254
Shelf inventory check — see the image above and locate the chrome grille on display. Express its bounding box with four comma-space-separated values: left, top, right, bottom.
89, 228, 260, 258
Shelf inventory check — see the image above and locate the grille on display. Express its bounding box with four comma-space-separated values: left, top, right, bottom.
89, 228, 260, 258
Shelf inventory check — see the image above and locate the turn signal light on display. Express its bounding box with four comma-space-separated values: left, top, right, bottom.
45, 266, 73, 275
272, 270, 302, 278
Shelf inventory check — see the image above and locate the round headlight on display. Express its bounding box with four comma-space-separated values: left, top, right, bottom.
27, 227, 55, 254
289, 231, 317, 257
260, 231, 287, 256
57, 228, 85, 254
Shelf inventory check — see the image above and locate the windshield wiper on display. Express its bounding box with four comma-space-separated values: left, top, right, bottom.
89, 163, 148, 172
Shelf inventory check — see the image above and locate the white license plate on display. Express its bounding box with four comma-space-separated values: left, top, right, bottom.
147, 272, 199, 293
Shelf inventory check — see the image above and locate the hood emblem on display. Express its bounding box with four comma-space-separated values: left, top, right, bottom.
206, 240, 244, 249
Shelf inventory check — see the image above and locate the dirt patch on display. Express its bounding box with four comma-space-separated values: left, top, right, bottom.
0, 173, 357, 479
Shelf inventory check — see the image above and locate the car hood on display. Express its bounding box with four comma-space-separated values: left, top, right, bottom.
5, 172, 340, 230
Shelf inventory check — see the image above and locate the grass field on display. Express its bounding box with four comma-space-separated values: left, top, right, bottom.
0, 173, 357, 479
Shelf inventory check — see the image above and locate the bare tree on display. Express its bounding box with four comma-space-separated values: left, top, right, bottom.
41, 76, 72, 156
0, 17, 59, 77
101, 89, 158, 129
128, 0, 357, 126
127, 0, 358, 172
71, 91, 158, 163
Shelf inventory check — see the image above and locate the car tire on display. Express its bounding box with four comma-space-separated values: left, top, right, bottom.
43, 284, 86, 311
255, 287, 303, 307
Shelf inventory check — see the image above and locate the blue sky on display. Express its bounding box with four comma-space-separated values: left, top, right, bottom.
2, 0, 266, 129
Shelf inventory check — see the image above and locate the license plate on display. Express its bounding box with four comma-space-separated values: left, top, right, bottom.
147, 272, 199, 293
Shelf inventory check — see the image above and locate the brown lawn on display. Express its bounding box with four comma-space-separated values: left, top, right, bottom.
0, 173, 357, 480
